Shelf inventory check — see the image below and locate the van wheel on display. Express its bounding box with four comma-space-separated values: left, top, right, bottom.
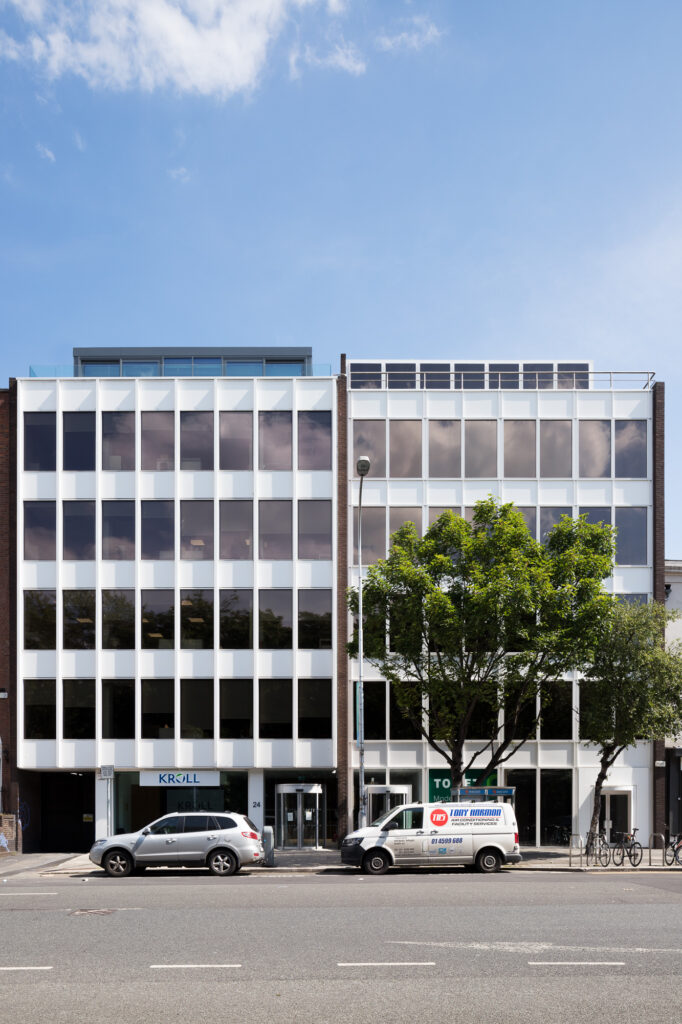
362, 850, 389, 875
476, 849, 501, 874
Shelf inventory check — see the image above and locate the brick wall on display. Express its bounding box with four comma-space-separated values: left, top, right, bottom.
652, 380, 666, 841
336, 357, 350, 837
0, 388, 11, 816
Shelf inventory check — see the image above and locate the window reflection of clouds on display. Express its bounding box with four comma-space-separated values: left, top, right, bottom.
504, 421, 536, 477
353, 421, 386, 477
353, 506, 386, 563
540, 507, 571, 543
389, 507, 422, 543
259, 500, 292, 559
298, 411, 332, 470
298, 500, 332, 559
141, 411, 174, 471
540, 421, 572, 478
428, 420, 460, 477
219, 411, 252, 471
465, 421, 497, 477
259, 411, 292, 471
389, 421, 421, 478
579, 421, 611, 478
615, 421, 647, 478
615, 507, 647, 565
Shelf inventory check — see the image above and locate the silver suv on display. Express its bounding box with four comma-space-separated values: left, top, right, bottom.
89, 811, 263, 877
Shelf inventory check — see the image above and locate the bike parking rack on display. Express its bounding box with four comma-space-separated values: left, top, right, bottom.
568, 834, 585, 867
648, 833, 666, 867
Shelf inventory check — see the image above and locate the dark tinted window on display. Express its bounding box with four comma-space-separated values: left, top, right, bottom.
298, 589, 332, 649
259, 679, 292, 738
455, 363, 484, 389
259, 589, 292, 649
259, 411, 292, 470
615, 507, 647, 565
63, 501, 96, 560
149, 815, 181, 835
489, 363, 519, 389
181, 679, 214, 739
615, 420, 647, 478
298, 411, 332, 470
180, 590, 214, 649
180, 501, 214, 560
24, 679, 56, 739
219, 589, 253, 649
354, 680, 386, 740
259, 500, 292, 559
180, 411, 213, 471
182, 815, 212, 833
102, 501, 135, 560
141, 501, 174, 560
220, 678, 253, 738
386, 363, 415, 389
219, 411, 253, 470
540, 680, 573, 740
420, 363, 450, 389
24, 591, 56, 650
215, 815, 238, 830
141, 590, 175, 649
63, 590, 95, 649
579, 507, 611, 527
219, 500, 253, 559
24, 413, 55, 471
141, 679, 174, 739
389, 685, 421, 739
141, 411, 174, 471
102, 411, 135, 471
298, 500, 332, 559
102, 679, 134, 739
540, 507, 571, 544
350, 362, 381, 389
523, 363, 553, 389
63, 679, 95, 739
24, 501, 56, 560
353, 506, 385, 563
102, 589, 135, 649
298, 679, 332, 738
63, 412, 95, 471
558, 362, 589, 389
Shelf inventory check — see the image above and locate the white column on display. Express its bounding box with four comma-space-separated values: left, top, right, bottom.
94, 775, 111, 839
248, 770, 265, 831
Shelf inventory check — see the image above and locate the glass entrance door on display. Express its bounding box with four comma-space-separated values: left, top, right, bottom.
366, 785, 411, 824
275, 784, 325, 848
599, 791, 631, 843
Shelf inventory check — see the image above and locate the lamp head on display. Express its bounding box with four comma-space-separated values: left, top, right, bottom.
356, 455, 371, 478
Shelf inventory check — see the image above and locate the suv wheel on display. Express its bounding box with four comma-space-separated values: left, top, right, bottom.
208, 849, 238, 876
103, 850, 133, 878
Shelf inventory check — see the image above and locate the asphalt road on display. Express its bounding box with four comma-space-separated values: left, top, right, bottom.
1, 868, 681, 1023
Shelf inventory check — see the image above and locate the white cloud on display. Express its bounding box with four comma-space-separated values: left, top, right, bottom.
168, 166, 190, 183
35, 141, 55, 162
0, 0, 331, 99
73, 130, 86, 151
302, 39, 365, 76
376, 16, 441, 53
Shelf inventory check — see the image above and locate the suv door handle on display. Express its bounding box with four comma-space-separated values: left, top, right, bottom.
165, 838, 177, 844
207, 835, 217, 840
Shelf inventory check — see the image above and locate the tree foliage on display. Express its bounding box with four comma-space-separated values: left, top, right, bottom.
348, 498, 615, 787
580, 599, 682, 838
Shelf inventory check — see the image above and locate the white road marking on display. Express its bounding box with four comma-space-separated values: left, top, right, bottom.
390, 940, 682, 954
337, 962, 435, 967
529, 961, 625, 967
0, 892, 57, 897
149, 964, 241, 970
0, 966, 53, 972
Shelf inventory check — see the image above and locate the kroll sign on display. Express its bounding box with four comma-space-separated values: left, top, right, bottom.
139, 771, 220, 788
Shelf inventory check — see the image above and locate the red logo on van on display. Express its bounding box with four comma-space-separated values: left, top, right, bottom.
430, 808, 448, 827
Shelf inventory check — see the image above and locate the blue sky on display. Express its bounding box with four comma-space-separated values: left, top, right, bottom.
1, 0, 682, 551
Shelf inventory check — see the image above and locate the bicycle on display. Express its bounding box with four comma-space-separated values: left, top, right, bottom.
663, 833, 682, 866
585, 829, 611, 867
612, 828, 642, 867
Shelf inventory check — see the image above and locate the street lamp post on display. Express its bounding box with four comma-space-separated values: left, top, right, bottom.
356, 455, 371, 829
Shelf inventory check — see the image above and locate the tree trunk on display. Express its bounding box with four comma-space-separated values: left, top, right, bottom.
588, 747, 616, 840
449, 744, 465, 790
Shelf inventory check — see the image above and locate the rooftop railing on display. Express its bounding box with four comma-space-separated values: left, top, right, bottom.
347, 367, 656, 391
27, 362, 333, 379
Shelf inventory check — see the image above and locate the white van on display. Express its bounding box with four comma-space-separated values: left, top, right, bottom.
340, 801, 521, 874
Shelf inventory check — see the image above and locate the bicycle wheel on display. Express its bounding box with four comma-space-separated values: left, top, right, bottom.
674, 844, 682, 867
664, 844, 675, 866
612, 844, 625, 866
628, 842, 643, 867
598, 842, 611, 867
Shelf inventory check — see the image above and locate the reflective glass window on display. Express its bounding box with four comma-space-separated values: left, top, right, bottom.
540, 680, 573, 740
219, 411, 252, 470
464, 420, 497, 477
353, 420, 386, 477
102, 679, 134, 739
389, 421, 421, 477
540, 769, 572, 846
141, 501, 174, 559
420, 363, 450, 389
259, 679, 292, 739
540, 507, 571, 543
298, 679, 332, 738
618, 593, 648, 605
225, 361, 262, 376
389, 507, 421, 542
615, 507, 647, 565
350, 363, 381, 389
386, 363, 415, 389
180, 500, 214, 560
390, 684, 421, 739
82, 362, 118, 377
102, 589, 135, 649
180, 411, 213, 471
505, 769, 536, 845
219, 500, 253, 559
141, 411, 174, 471
455, 363, 484, 389
259, 500, 292, 559
122, 361, 159, 377
489, 363, 519, 389
523, 363, 553, 389
298, 411, 332, 470
259, 589, 292, 649
24, 590, 56, 650
353, 506, 385, 563
558, 363, 589, 389
193, 358, 222, 376
579, 507, 611, 527
24, 501, 56, 560
163, 358, 192, 376
354, 680, 386, 740
265, 362, 304, 376
141, 679, 174, 739
141, 590, 174, 650
24, 413, 55, 471
63, 501, 96, 560
180, 589, 214, 650
579, 421, 611, 478
540, 421, 572, 477
428, 506, 460, 527
298, 589, 332, 649
518, 507, 537, 537
219, 589, 253, 649
259, 411, 292, 470
298, 500, 332, 559
615, 420, 647, 478
63, 412, 95, 471
219, 679, 253, 738
102, 411, 135, 471
181, 679, 214, 738
24, 679, 56, 739
428, 420, 460, 477
504, 421, 536, 477
63, 679, 95, 739
102, 501, 135, 560
63, 590, 95, 650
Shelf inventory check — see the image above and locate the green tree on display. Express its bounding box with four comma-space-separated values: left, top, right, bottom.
580, 599, 682, 841
348, 498, 614, 788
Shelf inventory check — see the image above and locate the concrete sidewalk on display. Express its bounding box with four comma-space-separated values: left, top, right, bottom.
0, 844, 676, 877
